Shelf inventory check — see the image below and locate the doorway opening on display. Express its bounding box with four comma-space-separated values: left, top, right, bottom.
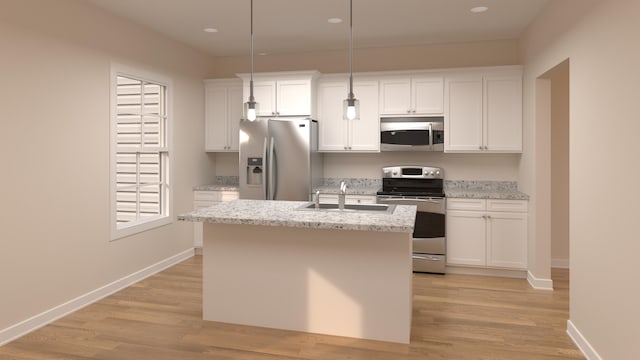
538, 59, 570, 288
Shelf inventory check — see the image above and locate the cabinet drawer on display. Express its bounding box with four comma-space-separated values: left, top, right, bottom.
347, 195, 376, 204
194, 200, 217, 209
219, 191, 239, 202
194, 191, 220, 202
446, 198, 486, 211
318, 194, 376, 204
486, 199, 528, 213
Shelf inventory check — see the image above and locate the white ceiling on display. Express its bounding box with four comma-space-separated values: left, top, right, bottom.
88, 0, 548, 57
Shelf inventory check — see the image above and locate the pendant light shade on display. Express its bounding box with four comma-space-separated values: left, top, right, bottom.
244, 0, 258, 121
343, 0, 359, 121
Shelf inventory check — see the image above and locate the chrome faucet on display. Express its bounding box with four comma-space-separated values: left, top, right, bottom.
338, 181, 347, 210
314, 190, 320, 209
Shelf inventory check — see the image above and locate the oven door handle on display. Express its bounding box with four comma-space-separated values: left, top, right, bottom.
378, 197, 444, 204
412, 254, 442, 261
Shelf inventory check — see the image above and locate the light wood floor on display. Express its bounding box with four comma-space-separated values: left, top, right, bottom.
0, 257, 583, 359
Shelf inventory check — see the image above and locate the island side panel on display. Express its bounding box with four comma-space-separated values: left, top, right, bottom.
203, 223, 412, 344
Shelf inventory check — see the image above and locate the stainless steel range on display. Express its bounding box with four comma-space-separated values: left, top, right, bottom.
377, 166, 446, 274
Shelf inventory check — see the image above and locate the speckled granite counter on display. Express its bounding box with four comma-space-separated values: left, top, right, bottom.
444, 181, 529, 200
193, 176, 239, 192
314, 178, 381, 196
179, 199, 416, 233
193, 184, 240, 191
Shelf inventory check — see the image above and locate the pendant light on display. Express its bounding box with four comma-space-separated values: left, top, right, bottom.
343, 0, 359, 120
244, 0, 258, 121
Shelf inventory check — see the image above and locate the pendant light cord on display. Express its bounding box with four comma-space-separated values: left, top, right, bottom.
249, 0, 255, 102
348, 0, 354, 100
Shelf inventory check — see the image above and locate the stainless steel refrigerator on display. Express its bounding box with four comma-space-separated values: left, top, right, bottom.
239, 118, 323, 200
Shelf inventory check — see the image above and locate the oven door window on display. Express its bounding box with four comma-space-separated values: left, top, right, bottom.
381, 129, 429, 146
414, 212, 445, 239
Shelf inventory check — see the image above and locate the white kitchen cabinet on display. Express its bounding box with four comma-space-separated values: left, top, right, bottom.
444, 69, 522, 153
204, 79, 243, 152
317, 79, 380, 152
379, 75, 444, 115
317, 194, 377, 204
446, 198, 527, 269
193, 190, 239, 250
239, 71, 319, 117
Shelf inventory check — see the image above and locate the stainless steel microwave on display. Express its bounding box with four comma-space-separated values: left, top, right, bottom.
380, 116, 444, 151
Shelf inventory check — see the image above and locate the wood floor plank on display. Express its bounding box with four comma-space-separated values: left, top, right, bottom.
0, 257, 583, 359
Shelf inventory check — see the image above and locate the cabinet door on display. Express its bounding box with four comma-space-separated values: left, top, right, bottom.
227, 86, 243, 151
250, 80, 277, 116
349, 80, 380, 152
484, 75, 523, 152
317, 81, 349, 151
486, 212, 527, 269
277, 79, 312, 116
379, 78, 411, 115
193, 200, 216, 248
412, 76, 444, 115
446, 210, 486, 266
205, 86, 230, 151
444, 76, 483, 152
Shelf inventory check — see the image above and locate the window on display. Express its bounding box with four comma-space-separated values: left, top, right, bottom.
110, 64, 172, 240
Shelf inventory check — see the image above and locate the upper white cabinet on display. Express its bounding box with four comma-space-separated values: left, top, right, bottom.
317, 78, 380, 152
238, 71, 319, 117
204, 79, 243, 152
379, 76, 444, 115
444, 69, 522, 153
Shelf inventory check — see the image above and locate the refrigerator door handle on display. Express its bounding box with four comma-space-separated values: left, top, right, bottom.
262, 137, 268, 200
269, 136, 277, 200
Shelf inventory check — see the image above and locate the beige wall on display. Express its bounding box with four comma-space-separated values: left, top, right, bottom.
549, 61, 570, 266
213, 40, 522, 181
216, 152, 520, 181
0, 0, 215, 332
520, 0, 640, 358
212, 40, 520, 78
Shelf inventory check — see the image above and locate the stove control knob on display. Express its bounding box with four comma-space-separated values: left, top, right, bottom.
393, 171, 398, 176
429, 171, 434, 176
436, 170, 441, 176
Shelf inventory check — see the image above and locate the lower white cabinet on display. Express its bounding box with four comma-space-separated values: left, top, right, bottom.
446, 198, 527, 269
193, 190, 239, 249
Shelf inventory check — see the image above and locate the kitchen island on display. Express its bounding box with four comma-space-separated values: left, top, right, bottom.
179, 199, 416, 344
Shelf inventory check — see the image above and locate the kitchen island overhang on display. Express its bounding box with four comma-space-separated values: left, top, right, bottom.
179, 199, 417, 344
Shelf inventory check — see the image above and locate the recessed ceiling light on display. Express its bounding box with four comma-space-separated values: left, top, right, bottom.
328, 18, 343, 24
203, 28, 219, 33
258, 52, 268, 56
470, 6, 489, 13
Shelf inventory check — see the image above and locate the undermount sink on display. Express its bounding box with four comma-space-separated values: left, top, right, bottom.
297, 202, 396, 214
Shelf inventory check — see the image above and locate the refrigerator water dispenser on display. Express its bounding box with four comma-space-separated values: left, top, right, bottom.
246, 157, 263, 186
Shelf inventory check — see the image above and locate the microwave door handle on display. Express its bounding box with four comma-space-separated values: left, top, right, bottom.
428, 122, 433, 150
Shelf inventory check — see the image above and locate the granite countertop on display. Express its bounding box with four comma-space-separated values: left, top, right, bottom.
193, 184, 240, 191
314, 185, 381, 196
178, 199, 416, 233
314, 178, 381, 196
193, 176, 239, 192
444, 181, 529, 200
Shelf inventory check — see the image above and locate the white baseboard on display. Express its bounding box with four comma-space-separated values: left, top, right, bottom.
0, 248, 194, 346
527, 270, 554, 290
194, 246, 203, 255
552, 258, 570, 269
445, 266, 527, 279
567, 319, 602, 360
